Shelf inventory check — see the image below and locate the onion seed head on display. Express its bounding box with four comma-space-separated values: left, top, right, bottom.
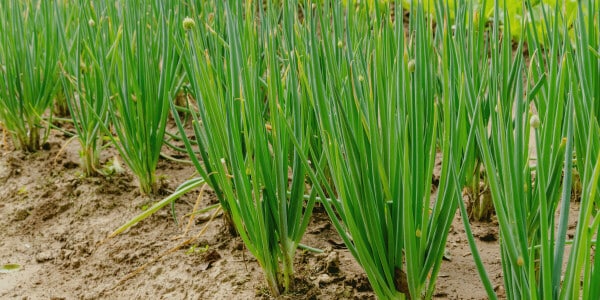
530, 115, 541, 129
183, 17, 195, 31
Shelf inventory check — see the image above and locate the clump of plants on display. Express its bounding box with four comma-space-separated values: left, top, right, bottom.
59, 0, 113, 177
8, 0, 597, 299
173, 1, 316, 295
0, 1, 61, 152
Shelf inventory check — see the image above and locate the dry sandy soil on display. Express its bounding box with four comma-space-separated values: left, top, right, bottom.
0, 121, 579, 300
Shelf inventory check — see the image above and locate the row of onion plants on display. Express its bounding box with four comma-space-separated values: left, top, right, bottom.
2, 1, 598, 299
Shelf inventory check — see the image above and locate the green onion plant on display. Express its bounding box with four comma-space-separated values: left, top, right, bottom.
3, 1, 594, 299
0, 0, 61, 151
561, 0, 600, 298
175, 1, 315, 295
108, 1, 181, 194
444, 0, 598, 298
436, 0, 495, 223
292, 2, 470, 298
53, 0, 79, 118
59, 0, 116, 176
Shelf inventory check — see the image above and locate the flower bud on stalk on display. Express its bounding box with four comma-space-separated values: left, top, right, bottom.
530, 115, 540, 129
408, 59, 416, 73
183, 17, 195, 31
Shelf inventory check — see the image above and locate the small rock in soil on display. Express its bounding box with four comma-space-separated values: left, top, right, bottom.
316, 274, 334, 286
325, 251, 340, 274
309, 222, 330, 234
327, 239, 346, 249
478, 231, 497, 241
474, 226, 498, 242
36, 250, 58, 262
194, 212, 212, 223
345, 274, 372, 293
13, 208, 30, 221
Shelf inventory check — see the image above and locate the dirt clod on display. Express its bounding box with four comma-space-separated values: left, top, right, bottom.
36, 250, 58, 263
325, 251, 340, 274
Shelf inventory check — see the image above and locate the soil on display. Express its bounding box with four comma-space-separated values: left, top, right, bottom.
0, 123, 579, 300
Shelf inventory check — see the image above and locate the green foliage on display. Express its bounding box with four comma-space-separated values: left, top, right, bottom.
174, 1, 315, 295
107, 1, 181, 194
441, 0, 600, 298
286, 2, 474, 298
4, 1, 600, 299
59, 0, 115, 176
561, 1, 600, 299
0, 0, 61, 151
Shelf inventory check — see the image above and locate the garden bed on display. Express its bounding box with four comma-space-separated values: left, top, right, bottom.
2, 124, 580, 299
1, 1, 596, 299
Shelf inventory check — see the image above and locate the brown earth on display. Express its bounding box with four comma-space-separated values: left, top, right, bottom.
0, 123, 579, 300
